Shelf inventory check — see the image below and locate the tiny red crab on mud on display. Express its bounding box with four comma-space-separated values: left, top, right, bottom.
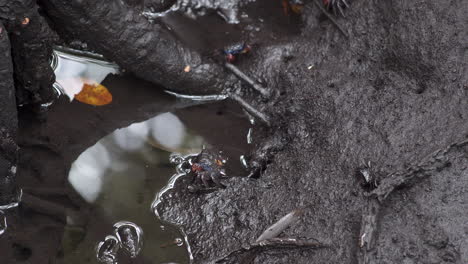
188, 148, 227, 192
222, 42, 251, 63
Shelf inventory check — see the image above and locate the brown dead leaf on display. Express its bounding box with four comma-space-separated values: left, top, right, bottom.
74, 82, 113, 106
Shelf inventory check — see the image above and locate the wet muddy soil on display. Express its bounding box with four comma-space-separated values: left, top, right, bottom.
0, 0, 467, 263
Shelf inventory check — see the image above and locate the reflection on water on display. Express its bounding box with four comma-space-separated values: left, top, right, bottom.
51, 47, 119, 101
65, 112, 205, 263
0, 210, 6, 236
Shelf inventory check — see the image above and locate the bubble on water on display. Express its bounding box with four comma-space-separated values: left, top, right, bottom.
96, 235, 120, 264
246, 128, 253, 144
169, 153, 185, 165
113, 221, 144, 258
240, 155, 249, 169
0, 210, 7, 235
175, 238, 184, 247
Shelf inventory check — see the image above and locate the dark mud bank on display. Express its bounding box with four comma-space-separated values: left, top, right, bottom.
0, 0, 467, 263
156, 1, 468, 264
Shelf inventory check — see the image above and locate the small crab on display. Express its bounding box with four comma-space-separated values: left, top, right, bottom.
188, 148, 227, 192
323, 0, 350, 16
222, 42, 251, 63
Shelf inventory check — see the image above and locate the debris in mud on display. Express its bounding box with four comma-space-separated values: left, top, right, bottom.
214, 238, 325, 263
214, 209, 326, 263
256, 209, 303, 242
358, 161, 378, 189
74, 82, 113, 106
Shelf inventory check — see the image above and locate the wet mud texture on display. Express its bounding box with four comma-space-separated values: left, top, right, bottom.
156, 0, 468, 263
0, 0, 466, 264
0, 0, 57, 106
0, 22, 18, 205
0, 75, 205, 263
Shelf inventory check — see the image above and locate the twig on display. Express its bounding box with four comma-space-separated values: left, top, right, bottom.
225, 63, 271, 97
313, 0, 349, 38
357, 198, 380, 264
214, 238, 326, 264
256, 209, 304, 242
229, 93, 271, 126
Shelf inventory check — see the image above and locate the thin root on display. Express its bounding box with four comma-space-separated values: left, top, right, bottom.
214, 238, 326, 263
229, 93, 271, 126
225, 63, 271, 97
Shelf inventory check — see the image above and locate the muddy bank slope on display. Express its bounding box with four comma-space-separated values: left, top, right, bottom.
157, 1, 468, 263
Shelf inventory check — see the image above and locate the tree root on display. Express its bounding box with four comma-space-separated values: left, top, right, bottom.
40, 0, 232, 95
358, 138, 468, 264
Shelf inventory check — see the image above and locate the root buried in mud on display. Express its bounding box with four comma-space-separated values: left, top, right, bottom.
358, 138, 468, 264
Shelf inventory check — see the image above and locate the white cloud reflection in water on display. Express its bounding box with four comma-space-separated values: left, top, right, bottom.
68, 142, 110, 203
68, 112, 195, 203
150, 113, 185, 150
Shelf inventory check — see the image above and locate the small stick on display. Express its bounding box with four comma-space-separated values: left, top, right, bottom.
256, 209, 304, 242
214, 238, 325, 263
357, 198, 380, 264
313, 0, 349, 38
225, 63, 271, 97
229, 93, 271, 126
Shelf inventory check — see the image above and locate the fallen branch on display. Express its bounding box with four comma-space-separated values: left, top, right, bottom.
214, 238, 325, 264
213, 209, 325, 263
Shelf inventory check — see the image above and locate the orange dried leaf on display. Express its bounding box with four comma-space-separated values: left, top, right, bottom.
74, 83, 112, 106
